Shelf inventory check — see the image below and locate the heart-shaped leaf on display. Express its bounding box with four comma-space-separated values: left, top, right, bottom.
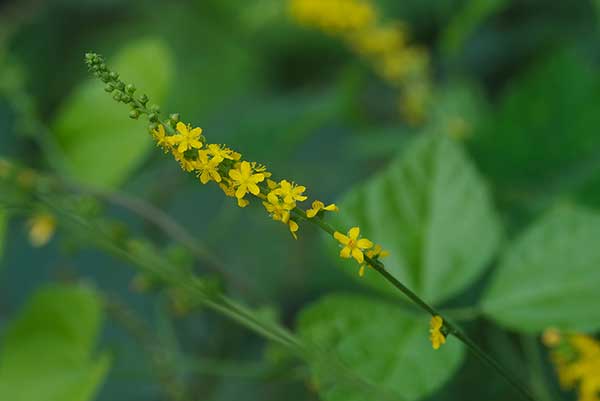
482, 205, 600, 333
297, 294, 464, 401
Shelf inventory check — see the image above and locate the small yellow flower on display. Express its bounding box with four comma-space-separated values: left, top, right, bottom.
228, 161, 265, 199
366, 244, 389, 259
357, 244, 389, 277
152, 124, 171, 150
196, 150, 223, 184
171, 122, 203, 153
207, 144, 240, 161
429, 316, 446, 350
306, 200, 338, 218
275, 180, 307, 204
263, 192, 292, 223
27, 213, 56, 247
333, 227, 373, 263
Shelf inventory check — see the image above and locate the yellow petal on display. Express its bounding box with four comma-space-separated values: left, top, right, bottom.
348, 226, 360, 240
312, 200, 324, 209
237, 198, 249, 208
252, 173, 265, 183
340, 247, 352, 258
357, 238, 373, 249
324, 203, 338, 211
358, 265, 365, 277
235, 186, 247, 199
248, 183, 260, 195
229, 169, 241, 181
333, 231, 349, 245
176, 122, 188, 134
240, 161, 251, 175
190, 127, 203, 136
352, 248, 364, 263
306, 208, 317, 218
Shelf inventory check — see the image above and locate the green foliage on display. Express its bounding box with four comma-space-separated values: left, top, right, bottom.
0, 284, 110, 401
483, 205, 600, 333
52, 38, 173, 189
470, 51, 600, 201
297, 294, 464, 401
441, 0, 508, 57
329, 134, 502, 304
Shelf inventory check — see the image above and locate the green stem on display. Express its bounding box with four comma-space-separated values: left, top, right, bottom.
292, 207, 538, 401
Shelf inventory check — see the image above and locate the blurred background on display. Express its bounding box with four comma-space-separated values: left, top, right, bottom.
1, 1, 600, 401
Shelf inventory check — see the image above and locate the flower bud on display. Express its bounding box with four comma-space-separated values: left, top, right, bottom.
113, 91, 122, 101
148, 113, 158, 122
104, 83, 114, 92
126, 84, 136, 94
109, 71, 119, 80
169, 113, 180, 123
150, 104, 160, 113
139, 94, 149, 104
129, 110, 140, 119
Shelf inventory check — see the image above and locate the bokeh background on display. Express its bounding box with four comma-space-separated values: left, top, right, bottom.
1, 1, 600, 401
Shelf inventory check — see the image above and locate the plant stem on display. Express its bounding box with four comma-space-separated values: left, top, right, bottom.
293, 207, 538, 401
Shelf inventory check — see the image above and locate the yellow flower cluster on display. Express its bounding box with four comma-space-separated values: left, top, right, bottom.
429, 316, 446, 350
544, 329, 600, 401
151, 121, 338, 240
289, 0, 432, 124
289, 0, 376, 34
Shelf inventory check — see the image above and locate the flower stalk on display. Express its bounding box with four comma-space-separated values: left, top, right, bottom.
84, 52, 538, 401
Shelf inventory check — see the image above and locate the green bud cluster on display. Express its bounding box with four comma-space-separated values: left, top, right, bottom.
84, 52, 151, 121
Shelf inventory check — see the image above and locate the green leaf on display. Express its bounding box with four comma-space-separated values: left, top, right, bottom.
0, 284, 110, 401
53, 38, 173, 189
329, 134, 501, 304
297, 294, 464, 401
482, 205, 600, 333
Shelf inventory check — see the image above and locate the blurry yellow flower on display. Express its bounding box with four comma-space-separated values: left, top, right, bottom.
228, 161, 265, 199
171, 122, 203, 153
429, 316, 446, 350
27, 213, 56, 247
306, 200, 338, 218
275, 180, 307, 204
196, 150, 223, 184
545, 330, 600, 401
333, 226, 373, 263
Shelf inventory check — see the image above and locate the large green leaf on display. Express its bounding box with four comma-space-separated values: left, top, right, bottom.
482, 205, 600, 333
297, 294, 464, 401
329, 134, 501, 304
0, 285, 110, 401
53, 38, 172, 189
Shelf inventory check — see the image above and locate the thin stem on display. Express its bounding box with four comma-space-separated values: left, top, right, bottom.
294, 207, 538, 401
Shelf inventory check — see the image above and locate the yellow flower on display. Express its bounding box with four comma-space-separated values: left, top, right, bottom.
152, 124, 172, 150
172, 150, 196, 172
429, 316, 446, 350
357, 244, 389, 277
228, 161, 265, 199
333, 226, 373, 263
546, 331, 600, 401
27, 213, 56, 247
207, 144, 240, 161
366, 244, 389, 259
263, 192, 292, 223
196, 150, 223, 184
171, 122, 203, 153
306, 200, 338, 218
275, 180, 307, 204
